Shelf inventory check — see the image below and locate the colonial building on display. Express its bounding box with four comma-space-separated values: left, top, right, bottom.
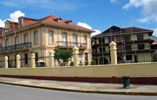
92, 25, 154, 64
0, 15, 93, 68
150, 35, 157, 52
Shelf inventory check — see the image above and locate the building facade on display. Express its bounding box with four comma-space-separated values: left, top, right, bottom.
92, 25, 154, 64
0, 15, 93, 68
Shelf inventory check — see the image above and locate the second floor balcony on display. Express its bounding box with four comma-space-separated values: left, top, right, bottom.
55, 41, 87, 49
92, 39, 154, 47
0, 42, 32, 53
92, 46, 154, 56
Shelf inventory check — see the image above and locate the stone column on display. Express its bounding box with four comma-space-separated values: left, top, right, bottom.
31, 53, 36, 68
49, 50, 55, 67
109, 41, 117, 65
16, 54, 20, 68
4, 56, 8, 68
73, 46, 79, 67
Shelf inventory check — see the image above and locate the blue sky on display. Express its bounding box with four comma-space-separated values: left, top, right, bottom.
0, 0, 157, 37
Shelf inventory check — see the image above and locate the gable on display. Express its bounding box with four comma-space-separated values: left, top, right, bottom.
103, 26, 125, 33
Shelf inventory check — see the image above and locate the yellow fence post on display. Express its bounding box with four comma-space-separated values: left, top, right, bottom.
73, 46, 79, 67
31, 53, 36, 68
49, 50, 55, 67
16, 54, 20, 68
4, 56, 8, 68
109, 41, 117, 65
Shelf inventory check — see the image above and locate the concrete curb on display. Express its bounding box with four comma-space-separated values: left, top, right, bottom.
0, 81, 157, 96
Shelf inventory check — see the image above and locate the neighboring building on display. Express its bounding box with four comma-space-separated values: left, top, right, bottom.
150, 35, 157, 61
92, 25, 154, 64
150, 35, 157, 53
0, 15, 94, 68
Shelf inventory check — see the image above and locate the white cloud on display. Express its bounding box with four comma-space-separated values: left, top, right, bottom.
123, 0, 143, 9
137, 17, 149, 23
91, 30, 101, 37
123, 0, 157, 23
0, 19, 4, 27
77, 22, 100, 37
77, 22, 92, 30
0, 10, 25, 27
10, 10, 25, 22
153, 28, 157, 37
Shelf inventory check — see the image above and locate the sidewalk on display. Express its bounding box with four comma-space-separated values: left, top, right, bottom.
0, 77, 157, 95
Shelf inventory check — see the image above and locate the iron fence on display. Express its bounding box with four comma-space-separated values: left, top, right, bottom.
20, 58, 31, 68
7, 59, 16, 68
54, 54, 73, 67
36, 56, 49, 67
0, 60, 4, 68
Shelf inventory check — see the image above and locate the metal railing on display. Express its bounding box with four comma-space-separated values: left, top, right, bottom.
55, 41, 87, 49
0, 42, 32, 53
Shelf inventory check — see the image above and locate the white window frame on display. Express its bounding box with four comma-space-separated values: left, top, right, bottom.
24, 34, 28, 42
49, 31, 53, 43
16, 36, 18, 44
63, 33, 66, 46
84, 36, 87, 45
6, 39, 8, 46
73, 34, 77, 46
35, 32, 37, 44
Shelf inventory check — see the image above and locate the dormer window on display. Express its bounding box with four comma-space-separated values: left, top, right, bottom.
54, 17, 62, 23
6, 22, 8, 29
65, 20, 72, 25
18, 18, 23, 27
5, 20, 10, 29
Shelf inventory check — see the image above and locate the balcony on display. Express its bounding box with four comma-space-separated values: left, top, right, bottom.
92, 51, 110, 57
117, 47, 154, 54
0, 42, 32, 53
92, 39, 154, 47
55, 41, 87, 49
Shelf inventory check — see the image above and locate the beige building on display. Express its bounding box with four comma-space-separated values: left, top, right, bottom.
0, 15, 93, 68
92, 25, 155, 64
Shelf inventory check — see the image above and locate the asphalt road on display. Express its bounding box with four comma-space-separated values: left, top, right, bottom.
0, 83, 157, 100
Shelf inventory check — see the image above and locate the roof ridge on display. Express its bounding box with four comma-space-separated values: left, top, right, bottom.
123, 26, 153, 31
23, 17, 39, 21
152, 35, 157, 39
39, 14, 59, 21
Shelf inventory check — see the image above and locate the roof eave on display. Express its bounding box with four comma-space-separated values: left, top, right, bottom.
42, 22, 94, 32
92, 31, 154, 38
4, 21, 94, 36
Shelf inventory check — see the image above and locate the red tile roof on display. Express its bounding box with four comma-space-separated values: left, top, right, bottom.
38, 15, 93, 31
23, 17, 38, 27
152, 42, 157, 45
1, 14, 93, 35
20, 15, 93, 32
9, 21, 18, 31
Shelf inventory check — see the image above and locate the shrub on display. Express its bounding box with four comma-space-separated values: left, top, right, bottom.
70, 62, 74, 66
85, 62, 88, 66
91, 60, 96, 65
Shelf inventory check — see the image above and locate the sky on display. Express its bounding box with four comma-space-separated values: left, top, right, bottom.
0, 0, 157, 37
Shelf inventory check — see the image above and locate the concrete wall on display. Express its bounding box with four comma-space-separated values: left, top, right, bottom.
0, 62, 157, 77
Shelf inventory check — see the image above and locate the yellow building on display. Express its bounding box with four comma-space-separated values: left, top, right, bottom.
0, 15, 93, 68
92, 25, 155, 64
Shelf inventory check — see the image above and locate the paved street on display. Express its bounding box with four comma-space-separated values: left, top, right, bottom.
0, 83, 157, 100
0, 77, 157, 92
